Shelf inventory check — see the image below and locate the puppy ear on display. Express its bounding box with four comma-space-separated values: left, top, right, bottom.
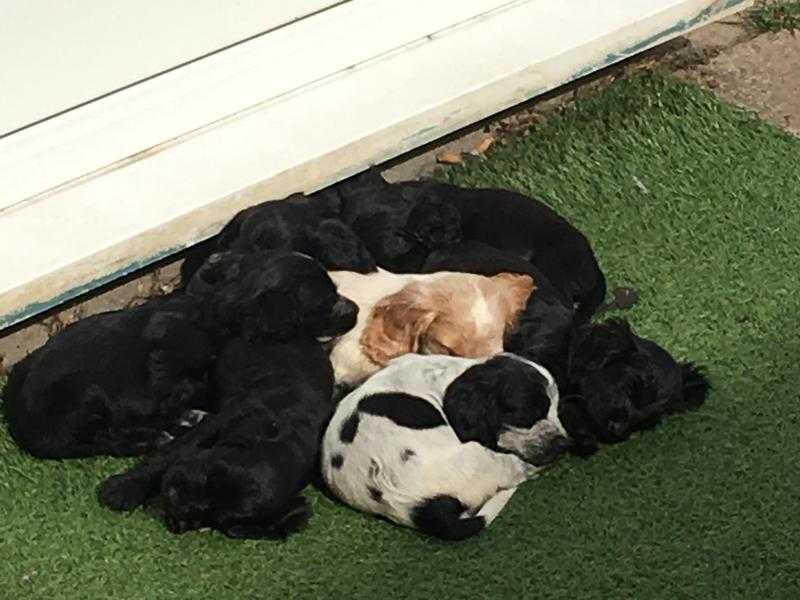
185, 251, 240, 298
442, 363, 502, 448
246, 291, 298, 340
673, 362, 710, 412
360, 283, 437, 366
307, 219, 377, 273
491, 273, 536, 328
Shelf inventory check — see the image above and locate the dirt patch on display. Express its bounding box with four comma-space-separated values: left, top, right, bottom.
678, 30, 800, 135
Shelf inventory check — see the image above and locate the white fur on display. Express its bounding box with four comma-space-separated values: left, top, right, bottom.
327, 269, 451, 386
321, 354, 562, 535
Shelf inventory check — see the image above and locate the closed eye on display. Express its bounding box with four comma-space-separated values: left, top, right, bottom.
424, 339, 455, 356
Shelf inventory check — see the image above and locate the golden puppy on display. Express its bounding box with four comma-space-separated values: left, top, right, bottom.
328, 269, 534, 386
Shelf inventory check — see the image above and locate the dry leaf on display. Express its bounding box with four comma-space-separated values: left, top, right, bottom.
471, 136, 494, 155
436, 151, 463, 165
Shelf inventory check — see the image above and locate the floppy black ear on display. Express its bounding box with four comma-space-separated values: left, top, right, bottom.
672, 362, 710, 412
236, 290, 299, 341
185, 251, 241, 299
216, 205, 257, 249
143, 311, 215, 363
404, 196, 462, 250
442, 365, 502, 449
306, 219, 377, 273
568, 318, 637, 374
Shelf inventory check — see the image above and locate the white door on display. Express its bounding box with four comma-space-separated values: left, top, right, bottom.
0, 1, 342, 136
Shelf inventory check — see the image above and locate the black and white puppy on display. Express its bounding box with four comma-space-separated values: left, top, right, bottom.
3, 250, 356, 459
322, 353, 569, 541
181, 193, 376, 283
99, 335, 337, 539
558, 319, 710, 454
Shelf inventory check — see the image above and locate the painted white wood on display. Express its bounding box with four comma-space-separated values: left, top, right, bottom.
0, 0, 752, 328
0, 0, 513, 210
0, 0, 341, 135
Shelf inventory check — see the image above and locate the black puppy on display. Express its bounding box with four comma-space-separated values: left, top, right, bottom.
3, 250, 356, 458
557, 319, 710, 454
314, 171, 462, 273
181, 193, 376, 283
321, 170, 606, 319
404, 180, 607, 320
99, 336, 336, 539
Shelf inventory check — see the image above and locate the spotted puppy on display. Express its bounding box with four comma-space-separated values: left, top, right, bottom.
321, 353, 569, 540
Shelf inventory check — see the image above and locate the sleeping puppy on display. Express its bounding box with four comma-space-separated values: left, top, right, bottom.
180, 192, 376, 283
314, 170, 461, 273
322, 353, 569, 540
99, 336, 335, 539
327, 269, 534, 386
321, 170, 606, 319
421, 240, 576, 380
557, 318, 710, 455
3, 250, 356, 459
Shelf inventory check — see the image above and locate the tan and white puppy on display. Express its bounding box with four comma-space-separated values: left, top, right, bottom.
328, 269, 535, 386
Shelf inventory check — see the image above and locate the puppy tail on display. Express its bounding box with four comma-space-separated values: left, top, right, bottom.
411, 495, 486, 541
575, 273, 608, 322
670, 362, 711, 413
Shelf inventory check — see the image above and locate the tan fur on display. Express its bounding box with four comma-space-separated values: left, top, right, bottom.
330, 269, 535, 386
361, 273, 536, 366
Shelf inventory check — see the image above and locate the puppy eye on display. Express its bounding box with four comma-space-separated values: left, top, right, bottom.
425, 340, 454, 356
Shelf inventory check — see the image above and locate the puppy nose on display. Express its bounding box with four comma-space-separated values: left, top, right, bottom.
332, 296, 358, 322
550, 435, 571, 454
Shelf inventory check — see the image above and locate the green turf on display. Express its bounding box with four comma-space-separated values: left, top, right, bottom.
747, 0, 800, 32
3, 74, 800, 599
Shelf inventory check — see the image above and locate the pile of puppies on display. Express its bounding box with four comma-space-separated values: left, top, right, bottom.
2, 170, 709, 540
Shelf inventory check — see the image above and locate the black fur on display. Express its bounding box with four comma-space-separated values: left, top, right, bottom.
421, 240, 575, 379
339, 412, 360, 444
411, 495, 485, 541
98, 336, 335, 539
558, 319, 711, 454
3, 250, 355, 459
330, 453, 344, 469
187, 250, 358, 341
323, 170, 606, 319
314, 170, 462, 273
3, 294, 215, 458
443, 356, 551, 450
359, 392, 446, 430
180, 193, 375, 283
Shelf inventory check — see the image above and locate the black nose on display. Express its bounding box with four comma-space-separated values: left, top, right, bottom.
332, 296, 358, 325
550, 435, 571, 454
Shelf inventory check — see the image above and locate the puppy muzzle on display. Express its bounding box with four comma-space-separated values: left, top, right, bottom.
499, 422, 571, 466
319, 296, 358, 337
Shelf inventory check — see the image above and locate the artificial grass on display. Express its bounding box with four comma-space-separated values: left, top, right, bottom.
2, 74, 800, 599
747, 0, 800, 32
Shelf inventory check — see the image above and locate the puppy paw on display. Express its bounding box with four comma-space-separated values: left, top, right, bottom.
98, 474, 151, 511
179, 409, 208, 428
